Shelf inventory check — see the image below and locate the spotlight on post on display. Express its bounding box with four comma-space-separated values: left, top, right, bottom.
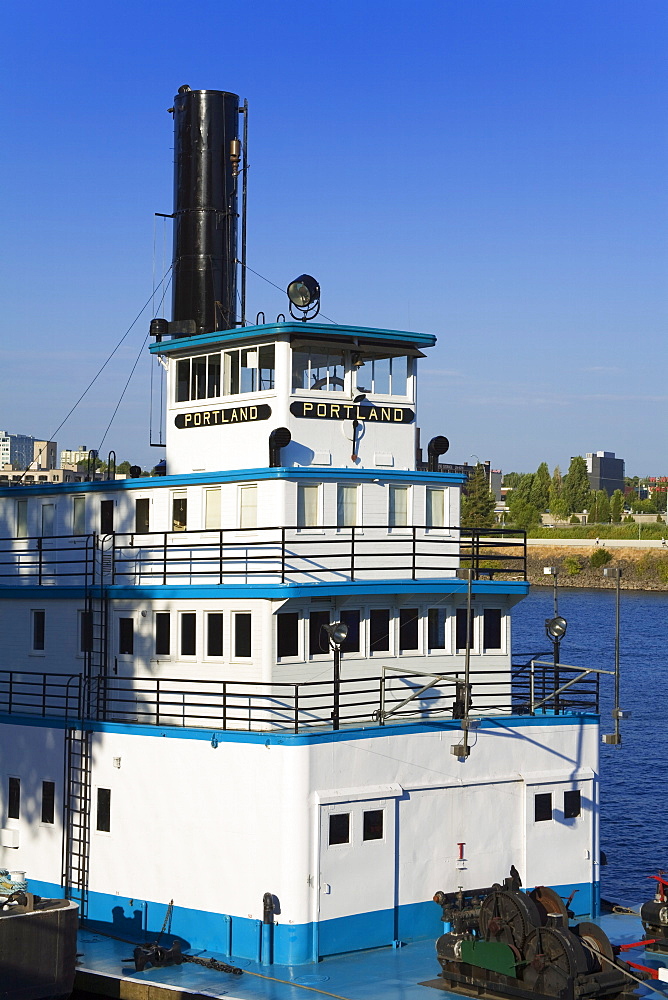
545, 616, 568, 641
287, 274, 321, 321
602, 567, 629, 745
322, 621, 348, 731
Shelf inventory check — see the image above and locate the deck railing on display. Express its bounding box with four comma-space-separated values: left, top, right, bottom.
0, 661, 597, 732
0, 526, 526, 586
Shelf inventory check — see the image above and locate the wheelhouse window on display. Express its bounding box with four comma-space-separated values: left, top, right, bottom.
355, 354, 409, 396
292, 350, 344, 392
175, 345, 275, 403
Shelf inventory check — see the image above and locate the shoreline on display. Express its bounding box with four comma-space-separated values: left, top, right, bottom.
524, 543, 668, 591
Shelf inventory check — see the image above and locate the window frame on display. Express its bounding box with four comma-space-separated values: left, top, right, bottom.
483, 608, 503, 651
72, 495, 86, 536
31, 609, 46, 654
16, 499, 28, 538
388, 485, 410, 529
41, 780, 56, 826
297, 483, 320, 528
155, 611, 171, 658
232, 612, 253, 660
179, 611, 197, 658
96, 787, 111, 834
205, 612, 224, 659
7, 777, 20, 820
135, 497, 150, 534
277, 612, 301, 660
534, 792, 553, 823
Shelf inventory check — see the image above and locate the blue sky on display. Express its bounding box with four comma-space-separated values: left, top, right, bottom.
2, 0, 666, 476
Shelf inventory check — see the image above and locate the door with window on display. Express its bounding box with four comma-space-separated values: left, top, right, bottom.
108, 610, 140, 718
317, 798, 396, 956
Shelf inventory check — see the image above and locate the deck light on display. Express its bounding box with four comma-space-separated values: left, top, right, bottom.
545, 616, 567, 640
287, 274, 320, 321
322, 622, 348, 733
323, 621, 348, 647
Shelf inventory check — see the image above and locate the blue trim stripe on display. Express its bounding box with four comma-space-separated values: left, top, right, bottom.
0, 466, 464, 498
0, 711, 599, 743
149, 321, 437, 355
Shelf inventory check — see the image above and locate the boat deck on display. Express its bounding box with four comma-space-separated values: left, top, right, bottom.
75, 911, 668, 1000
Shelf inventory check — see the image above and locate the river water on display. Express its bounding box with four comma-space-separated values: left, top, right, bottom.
512, 587, 667, 905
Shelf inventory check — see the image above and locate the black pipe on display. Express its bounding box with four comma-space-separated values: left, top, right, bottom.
427, 435, 449, 471
171, 85, 240, 336
269, 428, 291, 468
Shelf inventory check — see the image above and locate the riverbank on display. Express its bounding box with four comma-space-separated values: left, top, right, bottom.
525, 543, 668, 590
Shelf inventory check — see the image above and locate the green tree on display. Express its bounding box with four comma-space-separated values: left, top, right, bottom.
461, 463, 497, 529
593, 490, 610, 523
502, 472, 525, 489
610, 489, 624, 523
529, 462, 551, 511
562, 456, 591, 514
508, 499, 541, 530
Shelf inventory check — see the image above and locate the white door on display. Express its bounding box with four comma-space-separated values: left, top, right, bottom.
318, 799, 396, 956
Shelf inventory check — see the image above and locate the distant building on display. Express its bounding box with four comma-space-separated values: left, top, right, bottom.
32, 440, 57, 470
60, 445, 90, 467
0, 467, 85, 486
0, 431, 36, 471
586, 451, 625, 496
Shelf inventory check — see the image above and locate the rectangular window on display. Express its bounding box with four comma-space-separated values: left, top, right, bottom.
483, 609, 502, 650
207, 613, 224, 657
426, 488, 444, 528
234, 613, 252, 657
355, 355, 409, 396
309, 610, 330, 656
207, 353, 221, 397
79, 610, 93, 653
41, 781, 55, 825
180, 613, 196, 656
292, 350, 344, 392
191, 355, 207, 399
258, 344, 275, 390
428, 608, 446, 650
363, 809, 384, 841
337, 485, 357, 527
370, 609, 390, 653
8, 777, 20, 820
205, 488, 221, 529
297, 484, 319, 527
172, 495, 187, 531
100, 500, 114, 534
535, 792, 552, 822
329, 813, 350, 845
564, 790, 581, 819
389, 486, 408, 527
16, 499, 28, 538
399, 608, 419, 651
176, 359, 190, 402
240, 485, 257, 529
155, 612, 170, 656
455, 608, 474, 651
221, 344, 275, 396
72, 496, 86, 535
118, 617, 134, 655
135, 498, 150, 533
32, 610, 45, 651
41, 503, 55, 537
96, 787, 111, 833
340, 610, 360, 652
277, 612, 299, 658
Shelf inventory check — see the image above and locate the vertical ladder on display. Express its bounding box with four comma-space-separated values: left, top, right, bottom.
62, 727, 92, 916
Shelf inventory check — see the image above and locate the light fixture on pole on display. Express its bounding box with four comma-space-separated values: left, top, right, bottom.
543, 567, 566, 715
602, 568, 628, 745
287, 274, 320, 321
451, 568, 474, 758
322, 621, 348, 731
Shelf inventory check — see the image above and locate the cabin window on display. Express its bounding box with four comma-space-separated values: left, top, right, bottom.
363, 809, 384, 841
309, 610, 330, 656
32, 610, 45, 651
234, 613, 252, 658
222, 344, 275, 396
399, 608, 419, 651
41, 781, 55, 825
96, 788, 111, 833
206, 613, 224, 657
535, 792, 552, 822
79, 610, 93, 653
175, 352, 229, 402
8, 778, 20, 820
564, 790, 581, 819
337, 485, 357, 527
72, 496, 86, 535
180, 613, 197, 656
292, 350, 344, 392
16, 499, 28, 538
329, 813, 350, 845
369, 609, 391, 653
483, 609, 502, 650
155, 613, 170, 656
428, 608, 446, 650
205, 488, 221, 529
455, 609, 475, 651
426, 488, 445, 528
176, 360, 190, 402
41, 503, 55, 537
191, 355, 207, 400
172, 495, 187, 531
135, 498, 150, 533
277, 613, 299, 658
100, 500, 114, 534
297, 484, 319, 527
340, 610, 361, 652
355, 354, 409, 396
239, 485, 257, 529
118, 617, 134, 655
389, 486, 408, 527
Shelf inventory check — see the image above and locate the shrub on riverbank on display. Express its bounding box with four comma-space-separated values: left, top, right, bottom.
527, 545, 668, 590
527, 523, 668, 541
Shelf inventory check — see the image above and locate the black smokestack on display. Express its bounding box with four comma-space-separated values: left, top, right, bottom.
171, 85, 240, 335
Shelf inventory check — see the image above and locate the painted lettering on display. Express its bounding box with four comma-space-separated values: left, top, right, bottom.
303, 402, 314, 414
394, 409, 403, 422
203, 412, 211, 425
230, 409, 239, 422
368, 408, 378, 420
317, 403, 327, 417
381, 408, 391, 421
250, 406, 257, 419
194, 412, 202, 426
330, 404, 340, 418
